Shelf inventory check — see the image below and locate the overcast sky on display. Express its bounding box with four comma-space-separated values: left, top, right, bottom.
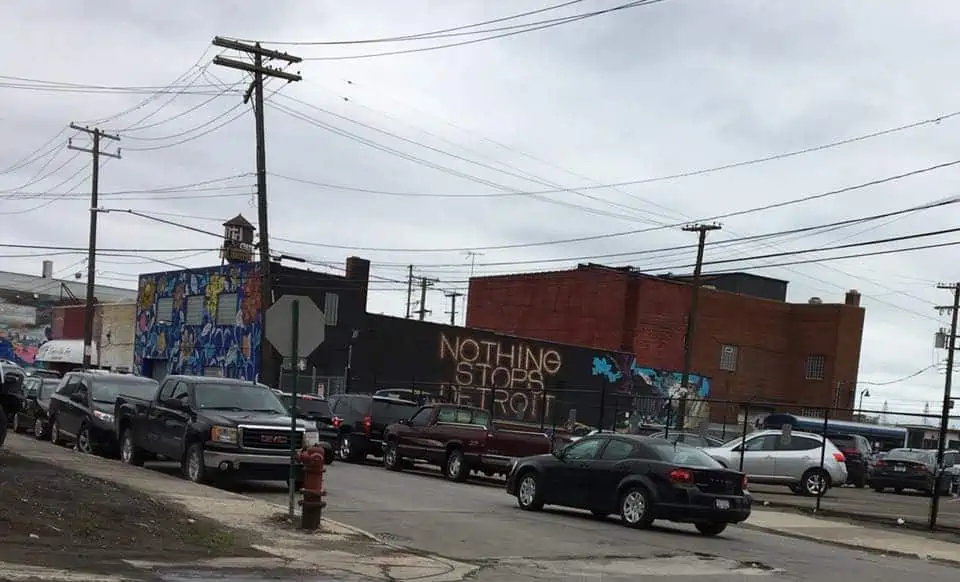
1, 0, 958, 418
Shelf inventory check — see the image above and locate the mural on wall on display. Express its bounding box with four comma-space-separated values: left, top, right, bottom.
134, 263, 262, 380
0, 298, 53, 366
436, 332, 563, 423
591, 353, 711, 424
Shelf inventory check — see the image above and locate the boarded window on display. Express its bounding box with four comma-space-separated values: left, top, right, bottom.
216, 293, 237, 325
203, 367, 221, 377
324, 292, 339, 326
185, 295, 203, 325
805, 355, 826, 381
719, 344, 738, 372
156, 297, 173, 323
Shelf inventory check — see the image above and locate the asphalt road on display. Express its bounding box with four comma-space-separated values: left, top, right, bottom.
226, 461, 960, 582
748, 483, 960, 530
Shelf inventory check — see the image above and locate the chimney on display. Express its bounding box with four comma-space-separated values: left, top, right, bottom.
808, 297, 823, 305
845, 289, 861, 306
41, 260, 53, 279
344, 256, 371, 311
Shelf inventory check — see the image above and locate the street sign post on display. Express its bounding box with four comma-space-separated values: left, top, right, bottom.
264, 294, 326, 518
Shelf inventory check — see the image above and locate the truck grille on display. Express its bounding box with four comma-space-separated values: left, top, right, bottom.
240, 427, 303, 451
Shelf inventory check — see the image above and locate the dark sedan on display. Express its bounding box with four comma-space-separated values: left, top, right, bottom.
871, 448, 960, 495
506, 434, 751, 536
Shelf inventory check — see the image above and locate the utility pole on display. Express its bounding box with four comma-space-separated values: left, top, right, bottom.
416, 277, 438, 321
444, 290, 463, 326
930, 282, 959, 529
405, 265, 415, 319
212, 36, 301, 386
68, 124, 120, 369
676, 222, 722, 430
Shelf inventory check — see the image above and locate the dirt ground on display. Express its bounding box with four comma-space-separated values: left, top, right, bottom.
0, 449, 266, 574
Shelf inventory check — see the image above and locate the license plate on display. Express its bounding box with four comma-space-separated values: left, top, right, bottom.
895, 466, 906, 472
715, 499, 731, 510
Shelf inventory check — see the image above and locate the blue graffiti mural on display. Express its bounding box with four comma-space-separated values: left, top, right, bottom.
591, 353, 711, 423
134, 263, 262, 380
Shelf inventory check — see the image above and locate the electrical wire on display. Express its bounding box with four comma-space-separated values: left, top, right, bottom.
858, 365, 938, 386
0, 128, 68, 175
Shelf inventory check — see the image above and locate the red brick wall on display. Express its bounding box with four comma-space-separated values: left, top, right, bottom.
51, 304, 87, 340
466, 267, 865, 419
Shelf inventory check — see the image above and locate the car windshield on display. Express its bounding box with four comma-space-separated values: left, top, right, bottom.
90, 378, 159, 403
886, 449, 934, 463
279, 395, 331, 417
648, 442, 725, 468
195, 382, 287, 414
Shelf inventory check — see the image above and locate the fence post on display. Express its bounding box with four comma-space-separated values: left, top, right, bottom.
816, 406, 830, 512
612, 393, 620, 433
664, 398, 672, 440
597, 377, 607, 432
539, 388, 547, 431
739, 403, 750, 472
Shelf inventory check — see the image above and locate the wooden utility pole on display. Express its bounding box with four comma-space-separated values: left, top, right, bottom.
405, 265, 415, 319
416, 277, 438, 321
930, 282, 960, 529
444, 290, 464, 325
212, 36, 301, 386
68, 124, 120, 369
676, 222, 722, 429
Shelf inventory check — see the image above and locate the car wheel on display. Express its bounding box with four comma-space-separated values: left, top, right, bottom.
383, 441, 402, 472
76, 424, 94, 455
800, 469, 829, 496
695, 522, 728, 536
619, 486, 655, 529
119, 429, 145, 467
337, 435, 357, 462
50, 418, 66, 446
516, 471, 544, 511
12, 414, 25, 434
33, 417, 47, 440
445, 448, 468, 482
182, 442, 209, 484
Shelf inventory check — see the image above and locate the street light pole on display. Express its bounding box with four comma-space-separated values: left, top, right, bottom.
857, 388, 871, 418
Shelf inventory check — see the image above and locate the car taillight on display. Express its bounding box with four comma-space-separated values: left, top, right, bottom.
833, 452, 845, 463
362, 415, 372, 435
874, 459, 885, 467
741, 474, 749, 490
668, 468, 694, 484
332, 417, 341, 428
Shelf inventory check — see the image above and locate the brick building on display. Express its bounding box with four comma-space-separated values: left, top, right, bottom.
466, 264, 865, 421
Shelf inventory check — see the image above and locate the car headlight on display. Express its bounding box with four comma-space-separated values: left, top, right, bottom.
303, 431, 319, 447
92, 410, 114, 424
210, 425, 238, 444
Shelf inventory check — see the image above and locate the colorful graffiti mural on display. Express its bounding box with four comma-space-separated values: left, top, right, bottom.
591, 353, 711, 423
0, 299, 52, 366
134, 263, 262, 380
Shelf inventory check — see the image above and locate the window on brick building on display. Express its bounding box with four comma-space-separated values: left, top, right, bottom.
805, 355, 826, 381
185, 295, 203, 325
324, 292, 339, 326
719, 344, 738, 372
156, 297, 173, 324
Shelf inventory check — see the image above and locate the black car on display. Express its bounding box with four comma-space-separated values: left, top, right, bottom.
328, 393, 420, 462
10, 375, 61, 437
830, 434, 873, 488
506, 434, 751, 536
48, 371, 159, 455
649, 431, 726, 448
275, 391, 336, 463
0, 362, 26, 447
871, 448, 960, 495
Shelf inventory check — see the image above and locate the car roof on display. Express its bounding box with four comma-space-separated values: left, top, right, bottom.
68, 371, 157, 383
577, 433, 681, 445
339, 393, 418, 404
165, 375, 266, 386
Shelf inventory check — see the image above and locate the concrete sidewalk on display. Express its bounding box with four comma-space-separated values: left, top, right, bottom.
743, 509, 960, 565
3, 435, 477, 582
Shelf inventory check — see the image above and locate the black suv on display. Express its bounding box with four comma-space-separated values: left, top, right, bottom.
328, 393, 420, 462
48, 371, 159, 455
275, 391, 337, 463
830, 434, 873, 488
10, 375, 61, 437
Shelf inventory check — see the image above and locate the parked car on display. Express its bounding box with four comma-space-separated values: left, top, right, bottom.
373, 388, 438, 405
829, 434, 873, 488
382, 403, 555, 481
702, 429, 848, 496
24, 368, 61, 379
506, 434, 751, 535
870, 448, 960, 495
115, 375, 317, 486
648, 431, 726, 448
0, 362, 26, 448
275, 391, 336, 463
327, 393, 421, 462
48, 371, 159, 455
9, 375, 60, 437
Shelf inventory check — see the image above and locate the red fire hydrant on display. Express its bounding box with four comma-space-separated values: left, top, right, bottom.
295, 445, 327, 531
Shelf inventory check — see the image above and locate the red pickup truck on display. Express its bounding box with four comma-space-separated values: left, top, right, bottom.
382, 403, 555, 482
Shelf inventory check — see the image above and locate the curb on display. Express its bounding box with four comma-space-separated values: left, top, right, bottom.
757, 499, 960, 536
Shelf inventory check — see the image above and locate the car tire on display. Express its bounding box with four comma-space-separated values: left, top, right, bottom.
119, 429, 145, 467
76, 424, 95, 455
445, 448, 468, 482
33, 416, 48, 440
12, 414, 25, 434
619, 486, 655, 529
50, 417, 66, 446
695, 522, 728, 536
800, 469, 829, 496
383, 441, 402, 472
182, 442, 210, 484
515, 470, 544, 511
337, 435, 359, 463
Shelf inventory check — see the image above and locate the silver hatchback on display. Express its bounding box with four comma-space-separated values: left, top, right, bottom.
702, 430, 848, 496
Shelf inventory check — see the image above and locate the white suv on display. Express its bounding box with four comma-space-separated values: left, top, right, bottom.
702, 429, 848, 496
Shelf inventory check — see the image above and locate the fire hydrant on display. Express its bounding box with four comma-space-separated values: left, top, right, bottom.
295, 445, 327, 531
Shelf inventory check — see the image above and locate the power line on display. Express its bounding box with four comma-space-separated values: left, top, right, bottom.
858, 365, 938, 386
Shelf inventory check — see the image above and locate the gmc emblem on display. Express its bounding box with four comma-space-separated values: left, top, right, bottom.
260, 434, 287, 444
